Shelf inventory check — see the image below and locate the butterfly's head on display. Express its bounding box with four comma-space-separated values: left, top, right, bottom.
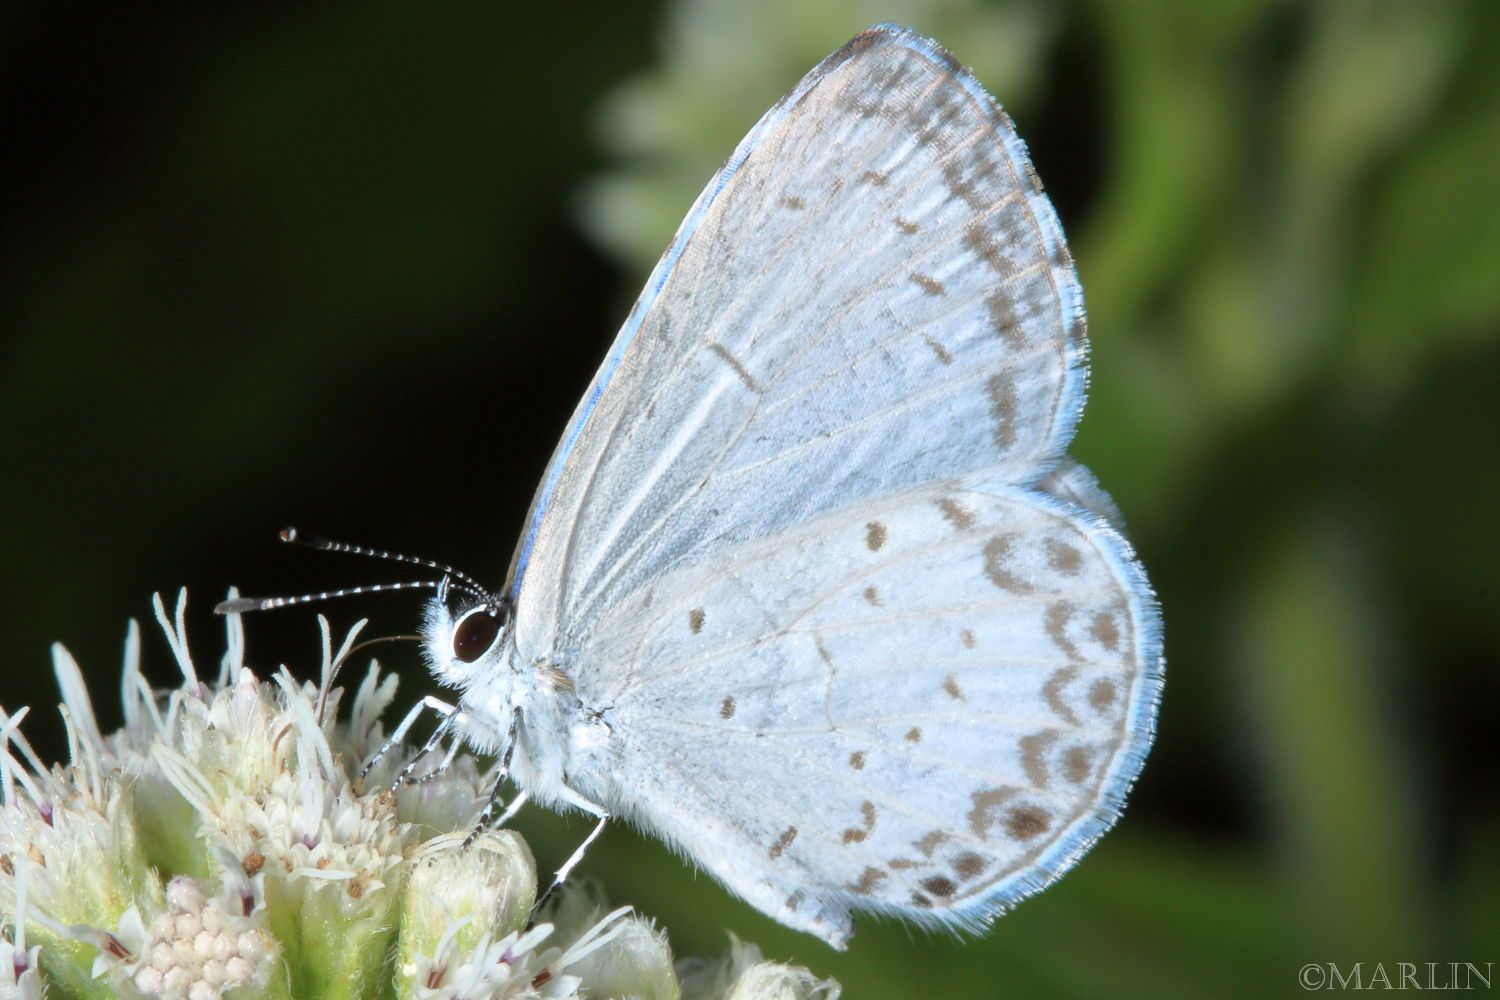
213, 529, 513, 691
420, 582, 512, 689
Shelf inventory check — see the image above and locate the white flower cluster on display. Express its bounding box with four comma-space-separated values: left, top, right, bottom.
0, 590, 839, 1000
121, 876, 276, 998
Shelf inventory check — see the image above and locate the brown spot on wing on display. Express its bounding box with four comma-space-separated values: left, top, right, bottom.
910, 891, 934, 909
861, 170, 888, 187
963, 221, 1005, 272
821, 41, 905, 112
920, 875, 957, 898
841, 86, 895, 120
779, 194, 805, 210
1043, 666, 1081, 726
911, 90, 964, 149
720, 696, 735, 720
961, 628, 977, 649
986, 373, 1018, 449
1045, 601, 1080, 658
848, 751, 868, 773
863, 585, 882, 607
1089, 679, 1117, 712
865, 521, 887, 551
913, 830, 950, 857
1005, 806, 1051, 841
905, 726, 922, 743
842, 801, 877, 845
983, 534, 1033, 593
708, 342, 760, 392
1091, 611, 1121, 651
922, 334, 953, 365
1045, 538, 1083, 575
953, 852, 987, 880
769, 826, 797, 860
968, 786, 1019, 839
1019, 730, 1060, 788
911, 273, 946, 297
894, 216, 920, 235
688, 608, 705, 634
942, 161, 985, 210
1063, 745, 1095, 784
942, 674, 965, 701
937, 497, 976, 530
987, 292, 1024, 349
849, 867, 886, 895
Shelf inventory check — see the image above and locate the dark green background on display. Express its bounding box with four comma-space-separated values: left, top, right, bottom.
2, 2, 1496, 997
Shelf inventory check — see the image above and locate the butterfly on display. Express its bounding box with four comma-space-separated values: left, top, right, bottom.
225, 23, 1162, 949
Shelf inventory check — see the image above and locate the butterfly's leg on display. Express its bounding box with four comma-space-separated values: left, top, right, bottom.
534, 783, 608, 910
404, 735, 463, 785
392, 706, 465, 789
463, 707, 522, 848
358, 694, 456, 783
491, 789, 529, 828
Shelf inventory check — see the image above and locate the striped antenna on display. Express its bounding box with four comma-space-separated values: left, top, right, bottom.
215, 580, 457, 615
277, 527, 492, 600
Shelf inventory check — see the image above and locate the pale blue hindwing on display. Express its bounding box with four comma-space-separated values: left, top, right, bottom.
576, 473, 1161, 941
967, 482, 1162, 922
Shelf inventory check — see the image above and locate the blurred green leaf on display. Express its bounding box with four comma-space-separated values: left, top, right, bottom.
1237, 516, 1431, 959
1349, 51, 1500, 396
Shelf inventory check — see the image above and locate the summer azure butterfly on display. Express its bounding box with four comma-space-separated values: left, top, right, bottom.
225, 24, 1163, 948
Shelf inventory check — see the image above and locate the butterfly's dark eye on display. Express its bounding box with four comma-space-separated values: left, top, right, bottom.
452, 608, 502, 663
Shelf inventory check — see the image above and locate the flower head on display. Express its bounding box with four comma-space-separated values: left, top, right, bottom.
0, 591, 838, 999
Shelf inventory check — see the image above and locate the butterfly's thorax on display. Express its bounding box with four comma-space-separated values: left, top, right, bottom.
500, 667, 600, 798
423, 605, 614, 813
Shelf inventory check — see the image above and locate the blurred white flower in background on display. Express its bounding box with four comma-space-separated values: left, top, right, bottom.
0, 590, 838, 1000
